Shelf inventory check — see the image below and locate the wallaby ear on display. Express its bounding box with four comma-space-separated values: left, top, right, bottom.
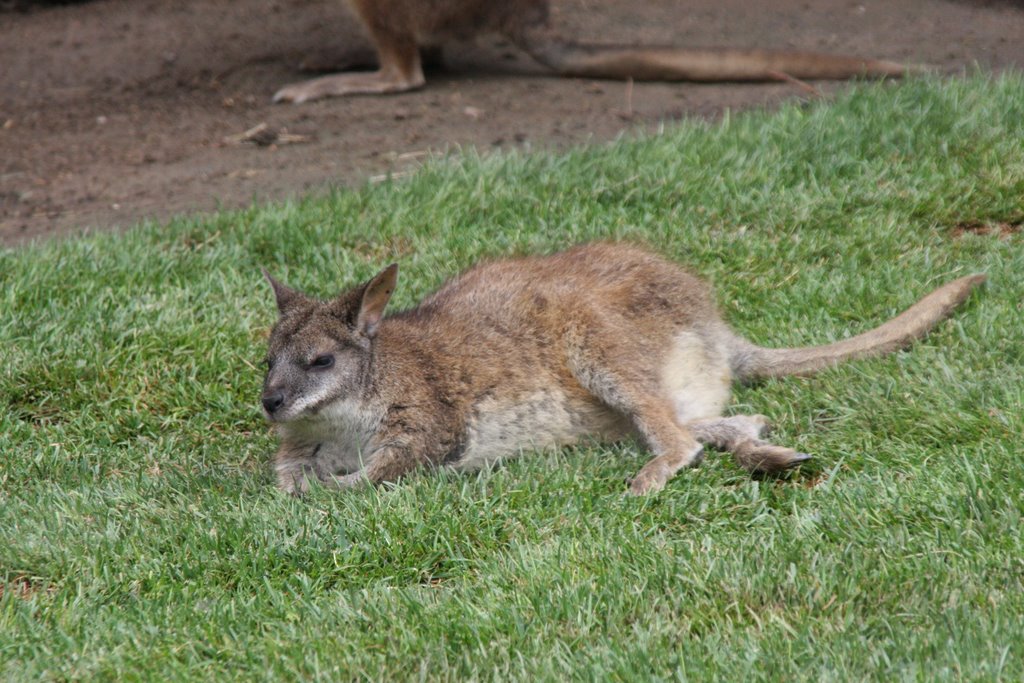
356, 264, 398, 338
262, 269, 303, 314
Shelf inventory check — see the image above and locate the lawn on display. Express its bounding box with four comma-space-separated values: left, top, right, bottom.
1, 74, 1023, 681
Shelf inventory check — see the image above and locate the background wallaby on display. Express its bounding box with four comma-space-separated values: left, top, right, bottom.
261, 243, 983, 495
274, 0, 909, 102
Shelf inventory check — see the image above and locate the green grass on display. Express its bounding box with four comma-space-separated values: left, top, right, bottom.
2, 74, 1023, 681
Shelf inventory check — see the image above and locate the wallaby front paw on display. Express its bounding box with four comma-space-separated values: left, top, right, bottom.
275, 462, 315, 496
278, 474, 310, 497
329, 472, 368, 490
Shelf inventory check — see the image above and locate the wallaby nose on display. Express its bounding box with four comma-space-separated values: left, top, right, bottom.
262, 392, 285, 414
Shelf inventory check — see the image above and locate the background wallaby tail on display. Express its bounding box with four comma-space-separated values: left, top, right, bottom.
730, 274, 986, 381
515, 32, 911, 81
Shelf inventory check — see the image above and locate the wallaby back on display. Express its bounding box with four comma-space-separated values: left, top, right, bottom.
728, 274, 986, 381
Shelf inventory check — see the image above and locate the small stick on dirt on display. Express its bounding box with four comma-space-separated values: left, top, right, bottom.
369, 170, 415, 184
223, 123, 311, 147
390, 150, 430, 163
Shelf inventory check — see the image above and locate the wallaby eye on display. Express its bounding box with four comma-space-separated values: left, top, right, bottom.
310, 354, 335, 369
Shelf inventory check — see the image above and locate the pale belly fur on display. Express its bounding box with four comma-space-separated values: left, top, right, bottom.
453, 331, 733, 471
453, 388, 625, 471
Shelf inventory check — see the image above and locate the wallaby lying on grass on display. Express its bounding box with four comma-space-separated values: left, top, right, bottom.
274, 0, 908, 103
261, 242, 983, 495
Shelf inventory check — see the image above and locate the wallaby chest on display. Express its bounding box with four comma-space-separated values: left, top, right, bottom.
280, 398, 382, 475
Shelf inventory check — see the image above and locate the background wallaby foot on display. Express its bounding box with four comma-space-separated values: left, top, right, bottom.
276, 465, 312, 496
274, 68, 425, 103
274, 30, 425, 102
628, 444, 705, 495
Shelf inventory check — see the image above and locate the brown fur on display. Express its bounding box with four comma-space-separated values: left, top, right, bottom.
273, 0, 909, 103
261, 243, 983, 495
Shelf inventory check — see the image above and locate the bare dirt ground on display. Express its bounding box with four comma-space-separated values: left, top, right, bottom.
2, 0, 1023, 246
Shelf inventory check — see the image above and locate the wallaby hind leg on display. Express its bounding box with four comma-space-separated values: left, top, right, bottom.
687, 415, 811, 473
688, 414, 771, 446
614, 392, 704, 495
274, 29, 425, 103
567, 328, 703, 495
624, 400, 703, 495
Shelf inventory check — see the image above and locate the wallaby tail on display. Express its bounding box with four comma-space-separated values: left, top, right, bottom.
730, 274, 986, 382
514, 31, 913, 82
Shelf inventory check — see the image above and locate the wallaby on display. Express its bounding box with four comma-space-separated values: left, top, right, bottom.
260, 242, 984, 495
273, 0, 909, 103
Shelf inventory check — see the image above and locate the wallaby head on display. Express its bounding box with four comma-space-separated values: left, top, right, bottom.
260, 265, 398, 423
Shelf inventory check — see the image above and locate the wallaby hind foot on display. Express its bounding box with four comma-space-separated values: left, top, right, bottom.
687, 414, 811, 474
274, 25, 426, 102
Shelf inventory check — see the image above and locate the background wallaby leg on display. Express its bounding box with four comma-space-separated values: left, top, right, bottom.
274, 29, 424, 103
277, 464, 372, 494
626, 410, 703, 495
687, 415, 810, 473
274, 444, 368, 495
275, 460, 315, 496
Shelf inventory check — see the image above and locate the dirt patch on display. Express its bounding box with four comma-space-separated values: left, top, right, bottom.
2, 0, 1023, 246
952, 218, 1023, 239
0, 576, 55, 600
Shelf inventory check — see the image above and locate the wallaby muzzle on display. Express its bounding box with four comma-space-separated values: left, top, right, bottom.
262, 392, 285, 415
